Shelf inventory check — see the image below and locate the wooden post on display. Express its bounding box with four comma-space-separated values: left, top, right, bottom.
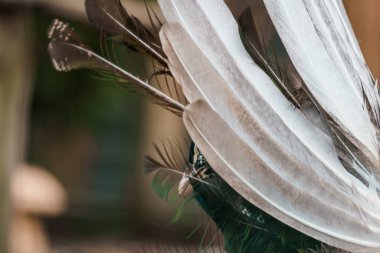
0, 12, 34, 253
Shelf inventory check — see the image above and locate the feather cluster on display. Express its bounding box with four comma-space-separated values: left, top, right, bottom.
47, 0, 380, 252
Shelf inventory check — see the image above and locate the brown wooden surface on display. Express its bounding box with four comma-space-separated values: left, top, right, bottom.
345, 0, 380, 79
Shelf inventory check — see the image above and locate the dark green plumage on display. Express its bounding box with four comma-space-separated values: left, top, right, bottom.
188, 143, 322, 253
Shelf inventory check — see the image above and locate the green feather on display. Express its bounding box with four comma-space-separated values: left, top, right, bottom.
189, 143, 324, 253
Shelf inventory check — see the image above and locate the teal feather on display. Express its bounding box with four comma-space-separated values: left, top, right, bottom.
188, 143, 322, 253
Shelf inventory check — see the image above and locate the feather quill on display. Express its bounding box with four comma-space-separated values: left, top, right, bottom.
85, 0, 167, 66
237, 7, 301, 108
47, 19, 184, 116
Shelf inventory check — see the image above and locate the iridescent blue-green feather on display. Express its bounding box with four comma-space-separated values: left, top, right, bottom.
188, 143, 321, 253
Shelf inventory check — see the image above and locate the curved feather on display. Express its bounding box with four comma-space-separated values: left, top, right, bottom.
158, 0, 380, 251
183, 100, 380, 252
229, 0, 379, 188
262, 0, 380, 169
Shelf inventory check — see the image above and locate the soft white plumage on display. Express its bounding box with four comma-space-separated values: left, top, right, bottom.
158, 0, 380, 251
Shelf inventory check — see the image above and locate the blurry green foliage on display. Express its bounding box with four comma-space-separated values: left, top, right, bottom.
27, 10, 147, 237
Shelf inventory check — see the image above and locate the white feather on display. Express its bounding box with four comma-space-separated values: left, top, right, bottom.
263, 0, 379, 165
158, 0, 380, 251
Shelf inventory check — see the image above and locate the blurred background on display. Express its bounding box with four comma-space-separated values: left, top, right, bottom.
0, 0, 379, 252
